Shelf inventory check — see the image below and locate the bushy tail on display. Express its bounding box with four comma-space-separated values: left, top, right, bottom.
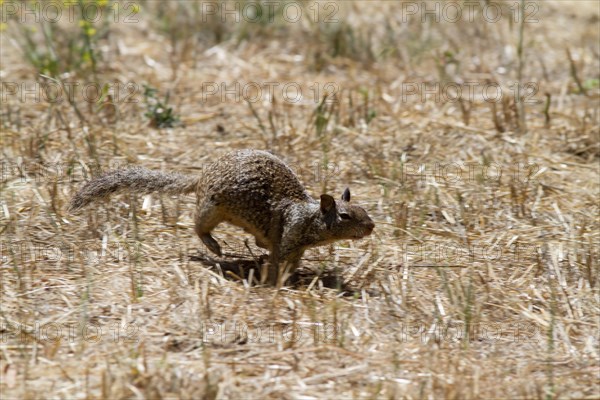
68, 167, 199, 212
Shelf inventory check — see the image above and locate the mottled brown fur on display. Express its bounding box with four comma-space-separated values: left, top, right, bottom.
69, 149, 375, 285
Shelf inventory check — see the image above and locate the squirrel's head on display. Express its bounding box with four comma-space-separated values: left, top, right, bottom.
319, 188, 375, 240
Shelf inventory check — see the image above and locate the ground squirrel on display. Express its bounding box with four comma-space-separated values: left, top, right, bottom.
69, 149, 375, 285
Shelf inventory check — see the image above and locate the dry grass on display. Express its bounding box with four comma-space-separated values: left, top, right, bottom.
1, 1, 599, 398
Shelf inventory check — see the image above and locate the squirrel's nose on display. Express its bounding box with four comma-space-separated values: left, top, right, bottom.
366, 220, 375, 232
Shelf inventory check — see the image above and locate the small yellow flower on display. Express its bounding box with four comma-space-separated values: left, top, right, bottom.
0, 23, 7, 32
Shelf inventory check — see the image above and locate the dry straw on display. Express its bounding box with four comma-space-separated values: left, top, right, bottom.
1, 1, 598, 398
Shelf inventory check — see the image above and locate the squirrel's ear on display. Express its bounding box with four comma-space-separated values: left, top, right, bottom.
320, 194, 336, 213
341, 187, 351, 202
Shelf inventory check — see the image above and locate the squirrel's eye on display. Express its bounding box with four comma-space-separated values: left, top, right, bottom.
340, 213, 351, 220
